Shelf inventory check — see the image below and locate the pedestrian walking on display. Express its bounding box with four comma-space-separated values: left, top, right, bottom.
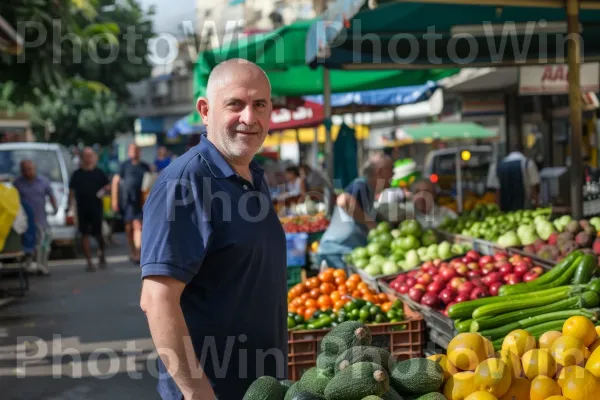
68, 147, 110, 272
13, 160, 58, 276
140, 59, 287, 400
111, 144, 150, 264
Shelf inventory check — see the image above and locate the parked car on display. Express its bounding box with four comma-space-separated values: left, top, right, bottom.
0, 142, 78, 257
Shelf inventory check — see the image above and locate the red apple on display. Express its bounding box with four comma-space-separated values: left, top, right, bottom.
455, 294, 470, 303
461, 256, 472, 264
523, 271, 540, 282
427, 281, 444, 294
439, 289, 455, 304
482, 272, 503, 286
393, 275, 407, 284
481, 263, 495, 275
513, 261, 530, 276
407, 270, 418, 278
479, 255, 493, 266
467, 270, 482, 279
467, 262, 480, 271
498, 263, 514, 275
470, 287, 489, 300
489, 281, 503, 296
398, 284, 410, 294
531, 266, 544, 275
466, 250, 481, 261
440, 267, 457, 281
494, 252, 508, 261
421, 261, 434, 272
433, 259, 442, 267
408, 287, 424, 302
432, 274, 447, 284
457, 281, 474, 294
413, 283, 426, 291
421, 292, 440, 308
505, 273, 522, 285
405, 277, 416, 287
522, 257, 533, 265
417, 273, 432, 285
450, 277, 466, 290
509, 254, 522, 263
455, 265, 468, 276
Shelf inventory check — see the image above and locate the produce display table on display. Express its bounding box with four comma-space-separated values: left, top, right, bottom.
287, 302, 424, 381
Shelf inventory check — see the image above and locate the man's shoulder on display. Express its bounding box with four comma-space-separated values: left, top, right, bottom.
155, 148, 211, 183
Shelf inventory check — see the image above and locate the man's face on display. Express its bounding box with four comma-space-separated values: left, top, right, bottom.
377, 160, 394, 190
158, 147, 167, 158
128, 145, 139, 160
21, 161, 35, 180
82, 150, 95, 167
199, 66, 272, 162
413, 182, 436, 214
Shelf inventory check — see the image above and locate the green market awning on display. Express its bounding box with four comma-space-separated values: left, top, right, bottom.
306, 0, 600, 69
193, 19, 458, 100
396, 123, 496, 141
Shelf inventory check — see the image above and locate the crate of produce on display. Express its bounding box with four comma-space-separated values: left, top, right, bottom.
286, 232, 308, 267
287, 266, 303, 290
287, 303, 424, 381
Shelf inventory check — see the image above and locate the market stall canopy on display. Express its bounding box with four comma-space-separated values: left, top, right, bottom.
0, 14, 23, 55
304, 81, 439, 109
193, 19, 458, 101
166, 114, 206, 138
306, 0, 600, 69
396, 123, 496, 141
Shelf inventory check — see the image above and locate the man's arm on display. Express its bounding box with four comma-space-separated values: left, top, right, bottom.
45, 182, 58, 214
337, 193, 377, 230
111, 174, 120, 212
141, 277, 215, 400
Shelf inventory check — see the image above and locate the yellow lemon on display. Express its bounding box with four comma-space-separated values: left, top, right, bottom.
502, 329, 536, 358
530, 375, 562, 400
556, 365, 586, 388
562, 316, 597, 347
500, 349, 522, 379
448, 333, 490, 371
443, 371, 476, 400
482, 337, 496, 359
473, 358, 512, 398
521, 349, 557, 380
545, 397, 569, 400
428, 353, 458, 382
561, 366, 597, 400
595, 326, 600, 336
498, 377, 530, 400
551, 335, 585, 367
585, 345, 600, 378
539, 330, 562, 350
464, 392, 498, 400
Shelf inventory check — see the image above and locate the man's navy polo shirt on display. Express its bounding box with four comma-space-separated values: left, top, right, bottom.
140, 137, 288, 400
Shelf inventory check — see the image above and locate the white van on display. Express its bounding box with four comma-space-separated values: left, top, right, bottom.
0, 142, 77, 256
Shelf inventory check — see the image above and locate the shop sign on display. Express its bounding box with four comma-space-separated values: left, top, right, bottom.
519, 63, 600, 95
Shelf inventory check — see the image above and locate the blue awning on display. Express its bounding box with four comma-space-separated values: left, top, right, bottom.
136, 117, 164, 134
303, 81, 439, 108
166, 115, 206, 138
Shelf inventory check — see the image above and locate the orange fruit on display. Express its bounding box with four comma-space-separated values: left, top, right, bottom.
318, 270, 335, 283
349, 273, 361, 282
304, 307, 317, 320
333, 269, 347, 280
377, 293, 389, 303
357, 282, 370, 292
363, 293, 377, 304
346, 280, 358, 291
352, 290, 363, 299
305, 298, 317, 309
288, 304, 297, 313
317, 295, 333, 309
337, 285, 349, 295
334, 276, 346, 286
330, 291, 341, 302
296, 306, 305, 317
306, 277, 320, 289
320, 282, 335, 295
381, 302, 393, 313
300, 293, 310, 302
308, 288, 320, 299
334, 300, 346, 310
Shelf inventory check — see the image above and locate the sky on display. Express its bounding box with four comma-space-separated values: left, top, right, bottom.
138, 0, 196, 36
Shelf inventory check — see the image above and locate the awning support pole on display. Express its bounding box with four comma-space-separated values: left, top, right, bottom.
567, 0, 583, 219
323, 67, 334, 182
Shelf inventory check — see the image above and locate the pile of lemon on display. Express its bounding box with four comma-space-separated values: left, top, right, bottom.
429, 316, 600, 400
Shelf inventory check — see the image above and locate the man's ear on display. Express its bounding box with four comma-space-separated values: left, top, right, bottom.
196, 97, 209, 124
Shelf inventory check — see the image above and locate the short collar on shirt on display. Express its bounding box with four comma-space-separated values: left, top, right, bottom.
197, 135, 264, 186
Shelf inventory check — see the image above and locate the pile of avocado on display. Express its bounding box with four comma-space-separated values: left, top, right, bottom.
288, 299, 405, 331
243, 321, 445, 400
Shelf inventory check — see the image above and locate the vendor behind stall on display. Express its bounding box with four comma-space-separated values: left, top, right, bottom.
318, 152, 394, 269
403, 178, 458, 229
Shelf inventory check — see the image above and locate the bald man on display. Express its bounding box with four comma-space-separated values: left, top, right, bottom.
318, 152, 394, 270
69, 147, 110, 271
140, 59, 287, 400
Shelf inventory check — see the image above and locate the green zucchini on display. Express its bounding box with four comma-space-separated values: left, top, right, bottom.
472, 286, 585, 320
530, 255, 583, 291
448, 285, 575, 320
478, 309, 599, 340
499, 251, 582, 296
573, 254, 598, 284
471, 291, 600, 332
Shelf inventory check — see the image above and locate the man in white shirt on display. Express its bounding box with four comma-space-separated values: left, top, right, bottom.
487, 150, 540, 211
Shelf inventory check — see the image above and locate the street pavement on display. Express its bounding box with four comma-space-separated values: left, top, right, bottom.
0, 234, 161, 400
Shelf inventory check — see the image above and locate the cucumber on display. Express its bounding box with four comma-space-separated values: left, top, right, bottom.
478, 309, 599, 340
525, 319, 568, 338
499, 251, 582, 296
455, 319, 473, 333
472, 286, 585, 320
448, 285, 575, 320
470, 292, 598, 332
529, 255, 583, 291
573, 254, 597, 284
